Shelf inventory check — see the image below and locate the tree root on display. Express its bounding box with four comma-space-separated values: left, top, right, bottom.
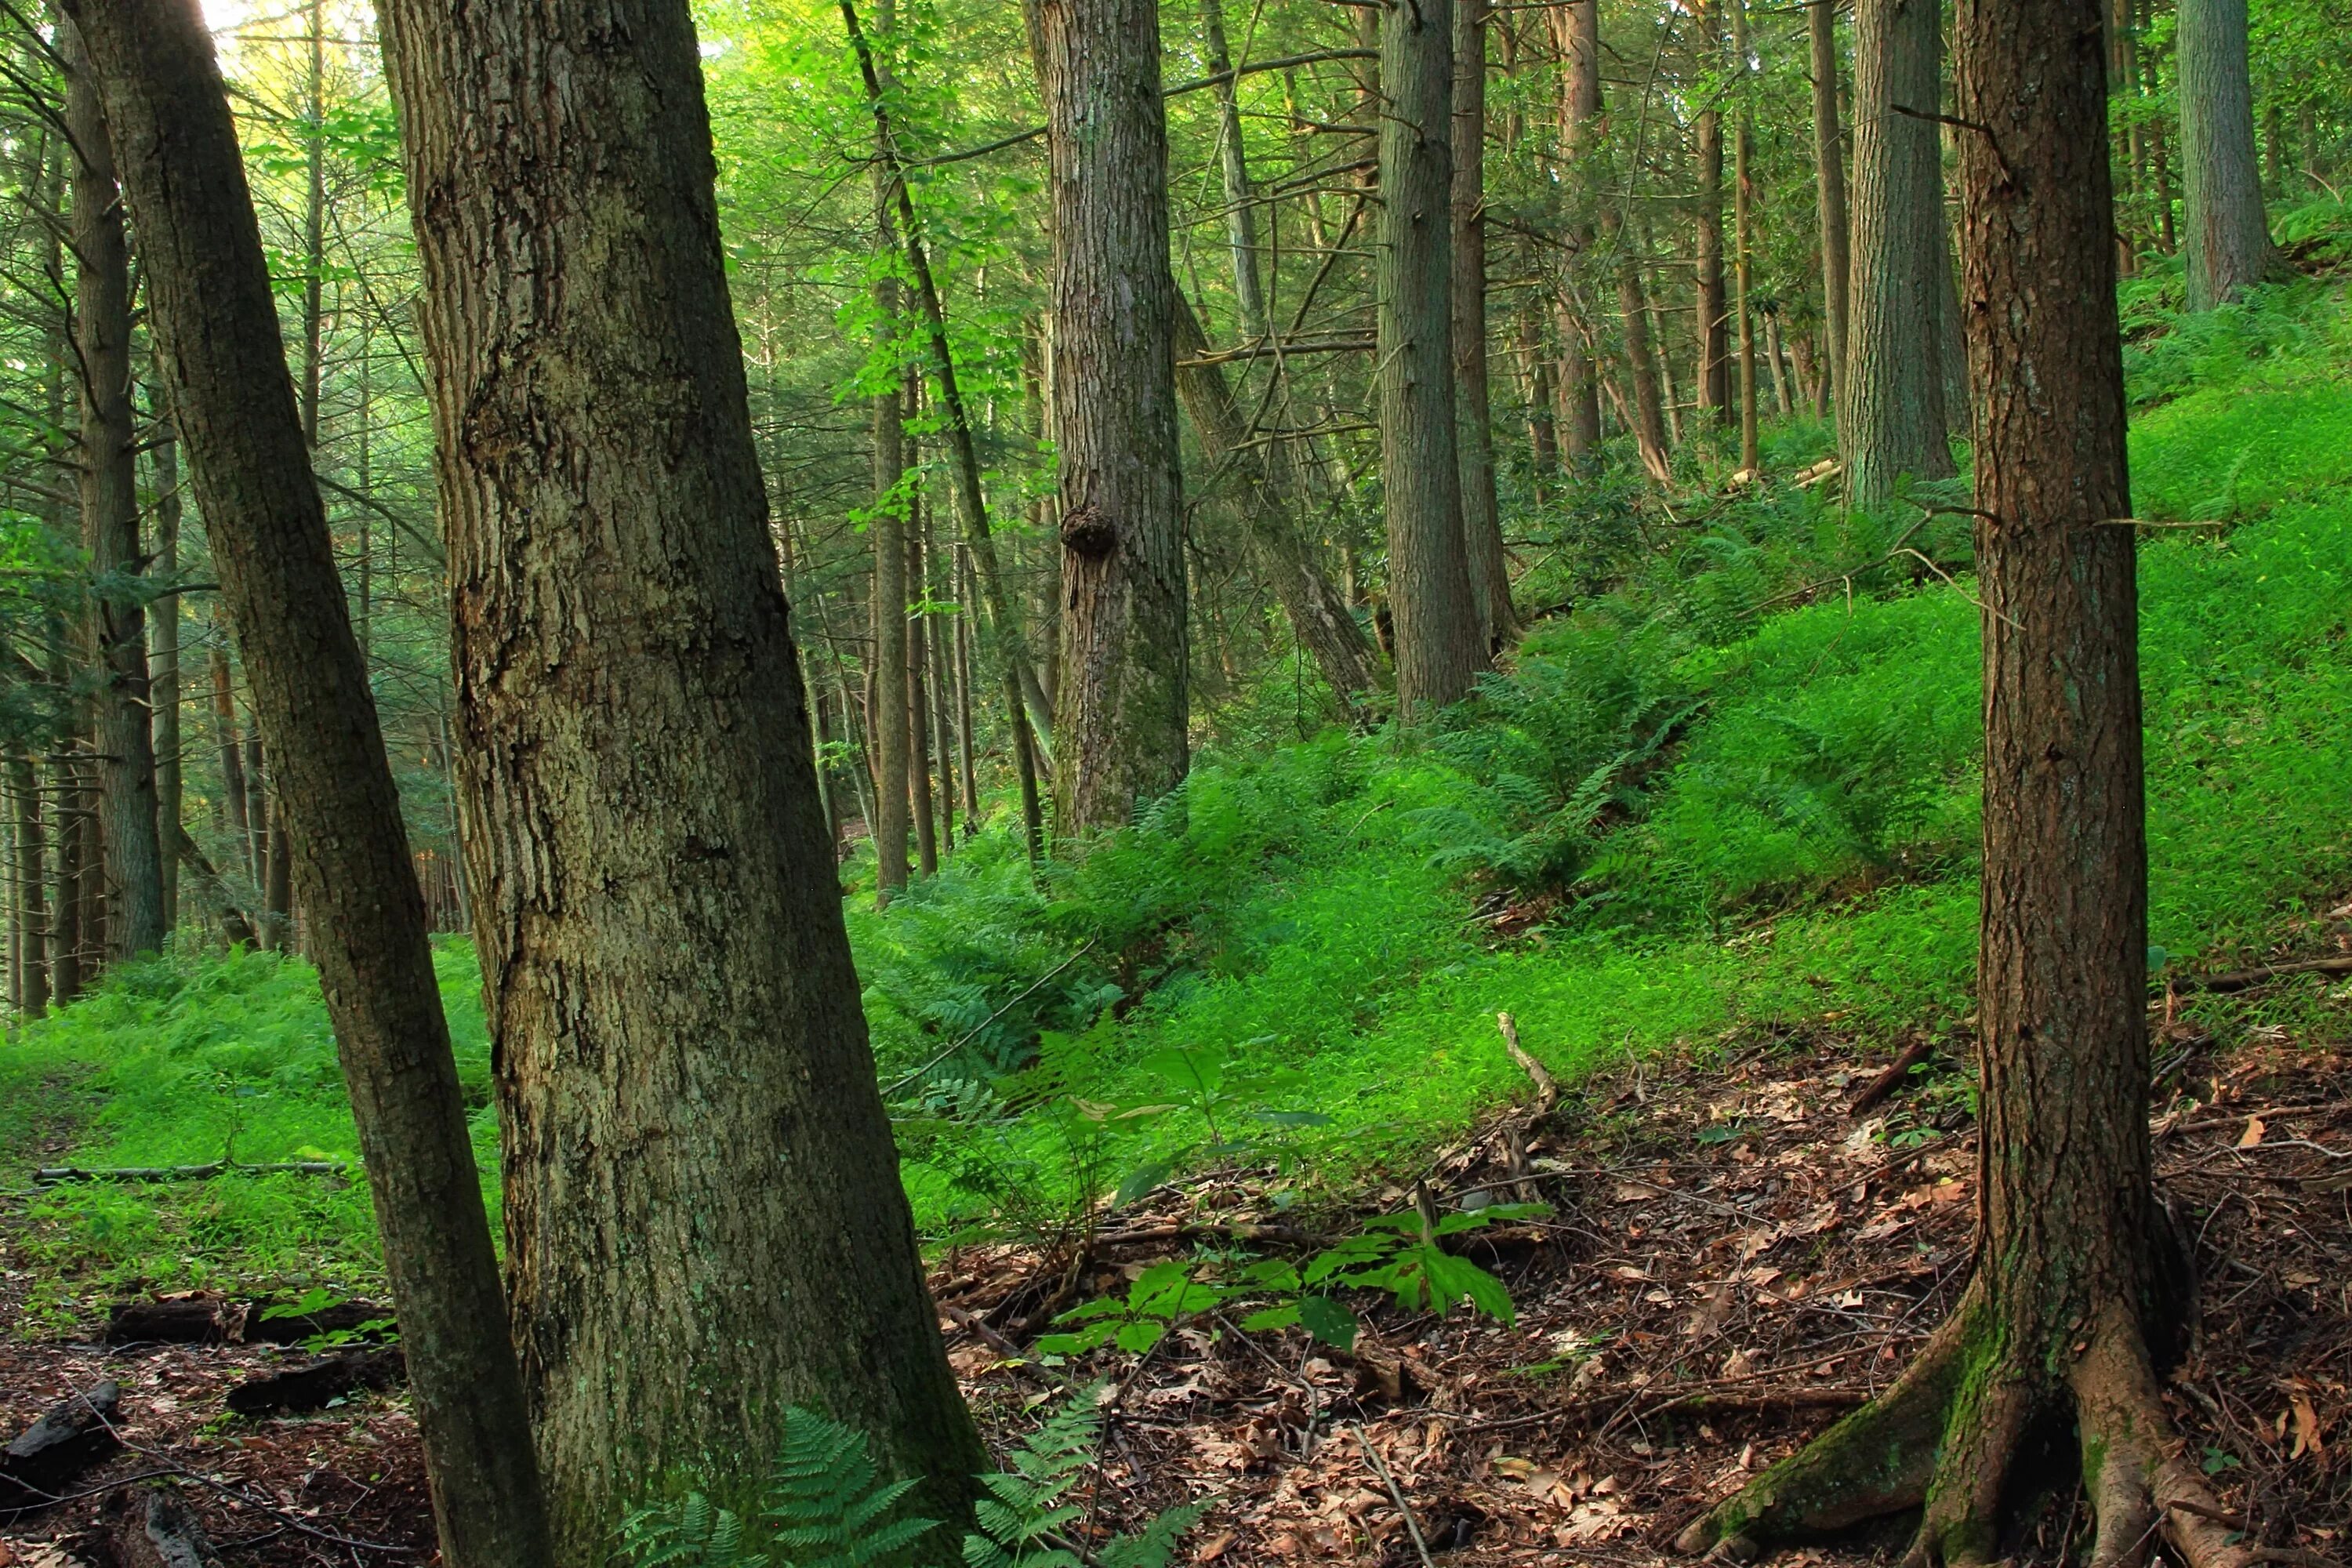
1678, 1298, 2256, 1568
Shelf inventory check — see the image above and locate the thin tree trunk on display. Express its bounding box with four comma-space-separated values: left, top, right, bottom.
1730, 0, 1760, 473
907, 517, 938, 877
1453, 0, 1513, 650
1200, 0, 1268, 339
208, 644, 252, 884
868, 71, 911, 903
1553, 0, 1602, 463
64, 6, 557, 1565
1517, 301, 1560, 482
953, 556, 978, 835
1696, 1, 1731, 422
1811, 0, 1853, 426
1764, 309, 1794, 416
372, 0, 988, 1550
150, 380, 182, 936
244, 732, 267, 908
1380, 0, 1483, 720
61, 20, 165, 960
2177, 0, 2276, 309
927, 523, 955, 851
1037, 0, 1190, 833
12, 754, 45, 1015
1613, 226, 1673, 483
1845, 0, 1955, 510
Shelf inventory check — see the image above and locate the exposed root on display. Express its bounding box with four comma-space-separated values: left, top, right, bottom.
1904, 1336, 2034, 1568
2072, 1307, 2252, 1568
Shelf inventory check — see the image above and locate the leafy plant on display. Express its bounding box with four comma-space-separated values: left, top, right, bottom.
962, 1388, 1203, 1568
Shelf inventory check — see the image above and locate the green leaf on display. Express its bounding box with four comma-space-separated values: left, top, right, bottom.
1297, 1294, 1358, 1350
1112, 1319, 1168, 1354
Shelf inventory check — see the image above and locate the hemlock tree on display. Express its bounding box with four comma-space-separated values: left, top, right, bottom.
1811, 0, 1852, 423
1679, 2, 2256, 1563
2178, 0, 2278, 310
1845, 0, 1955, 510
60, 21, 164, 960
1037, 0, 1190, 835
1451, 0, 1514, 650
60, 3, 554, 1564
868, 0, 912, 905
1379, 0, 1483, 720
370, 0, 988, 1553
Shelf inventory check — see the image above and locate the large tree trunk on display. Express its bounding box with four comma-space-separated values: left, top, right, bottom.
1171, 292, 1381, 702
867, 8, 911, 906
1452, 0, 1514, 650
1038, 0, 1190, 834
1680, 5, 2254, 1564
1811, 0, 1852, 425
1380, 0, 1483, 720
371, 0, 986, 1552
62, 5, 554, 1566
60, 21, 165, 960
2176, 0, 2276, 309
1844, 0, 1954, 510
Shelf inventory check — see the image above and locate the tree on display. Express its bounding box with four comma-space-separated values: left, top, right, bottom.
60, 3, 553, 1564
1844, 0, 1954, 510
1452, 0, 1515, 649
1200, 0, 1269, 340
1811, 0, 1852, 423
1036, 0, 1190, 833
1551, 0, 1602, 464
1380, 0, 1483, 720
371, 0, 987, 1552
2178, 0, 2278, 309
59, 21, 164, 959
1679, 2, 2257, 1562
868, 0, 911, 904
1694, 0, 1731, 423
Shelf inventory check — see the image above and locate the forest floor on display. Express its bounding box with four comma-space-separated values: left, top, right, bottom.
5, 984, 2350, 1567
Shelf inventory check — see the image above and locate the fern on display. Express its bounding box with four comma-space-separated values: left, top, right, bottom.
762, 1408, 938, 1568
960, 1389, 1204, 1568
618, 1494, 768, 1568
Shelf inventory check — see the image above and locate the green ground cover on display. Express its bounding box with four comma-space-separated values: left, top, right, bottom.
7, 275, 2349, 1306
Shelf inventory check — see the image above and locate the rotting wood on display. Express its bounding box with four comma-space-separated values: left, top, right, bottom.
2169, 955, 2352, 994
1846, 1036, 1937, 1119
36, 1160, 345, 1185
102, 1482, 219, 1568
225, 1349, 405, 1417
1, 1381, 122, 1515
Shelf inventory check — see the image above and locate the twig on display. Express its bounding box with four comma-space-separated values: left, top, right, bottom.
882, 940, 1097, 1099
1847, 1037, 1936, 1120
1497, 1012, 1559, 1116
1348, 1423, 1435, 1568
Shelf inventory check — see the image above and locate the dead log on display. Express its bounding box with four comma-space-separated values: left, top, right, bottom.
102, 1483, 220, 1568
242, 1300, 391, 1346
102, 1298, 390, 1347
1846, 1036, 1936, 1119
2167, 954, 2352, 995
225, 1348, 405, 1416
1, 1381, 122, 1515
36, 1161, 345, 1185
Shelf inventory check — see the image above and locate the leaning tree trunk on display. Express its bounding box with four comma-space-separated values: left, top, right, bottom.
1452, 0, 1514, 651
1038, 0, 1190, 835
62, 5, 554, 1566
60, 20, 165, 960
1680, 5, 2255, 1564
1844, 0, 1954, 510
1380, 0, 1483, 720
1811, 0, 1852, 425
371, 0, 987, 1552
2176, 0, 2276, 310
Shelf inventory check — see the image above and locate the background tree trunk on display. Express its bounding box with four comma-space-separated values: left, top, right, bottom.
64, 4, 556, 1565
148, 379, 182, 935
12, 753, 44, 1015
868, 7, 911, 905
2176, 0, 2276, 309
1844, 0, 1954, 510
1201, 0, 1268, 340
1452, 0, 1513, 650
1695, 2, 1731, 423
372, 0, 986, 1551
60, 21, 164, 960
1040, 0, 1190, 834
1380, 0, 1483, 720
1811, 0, 1852, 425
1730, 0, 1760, 474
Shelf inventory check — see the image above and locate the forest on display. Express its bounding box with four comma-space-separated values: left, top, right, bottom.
1, 0, 2350, 1564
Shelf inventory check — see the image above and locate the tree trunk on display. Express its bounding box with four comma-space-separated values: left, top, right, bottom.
61, 5, 556, 1566
869, 124, 911, 904
907, 517, 938, 877
1516, 302, 1560, 483
1682, 5, 2256, 1563
61, 20, 165, 960
1552, 0, 1602, 465
1452, 0, 1513, 652
12, 753, 45, 1015
2176, 0, 2276, 309
149, 379, 182, 935
1811, 0, 1852, 426
371, 0, 987, 1552
207, 645, 252, 886
1695, 2, 1731, 423
1729, 0, 1761, 474
1200, 0, 1268, 339
1038, 0, 1190, 834
1380, 0, 1483, 720
1613, 224, 1673, 484
1845, 0, 1954, 510
1170, 293, 1380, 702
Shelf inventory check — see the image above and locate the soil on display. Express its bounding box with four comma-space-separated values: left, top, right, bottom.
4, 1011, 2348, 1567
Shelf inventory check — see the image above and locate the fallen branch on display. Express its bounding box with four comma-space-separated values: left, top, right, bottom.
1846, 1036, 1937, 1120
1497, 1012, 1559, 1117
2167, 955, 2352, 995
36, 1159, 346, 1185
1349, 1423, 1435, 1568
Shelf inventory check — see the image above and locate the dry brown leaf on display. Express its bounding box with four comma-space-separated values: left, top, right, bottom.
2241, 1116, 2268, 1148
2293, 1395, 2328, 1458
1195, 1530, 1236, 1563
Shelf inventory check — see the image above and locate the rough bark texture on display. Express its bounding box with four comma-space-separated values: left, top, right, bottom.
1695, 2, 1731, 421
61, 22, 165, 960
61, 4, 554, 1566
149, 383, 183, 934
2176, 0, 2276, 310
1379, 0, 1483, 720
1846, 0, 1954, 510
1729, 0, 1760, 474
1552, 0, 1602, 463
1039, 0, 1190, 834
1681, 7, 2252, 1564
371, 0, 986, 1552
1451, 0, 1513, 650
869, 26, 911, 905
1171, 292, 1381, 702
1811, 0, 1852, 425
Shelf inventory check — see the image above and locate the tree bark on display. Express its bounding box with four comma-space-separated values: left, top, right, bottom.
2176, 0, 2276, 309
60, 20, 165, 960
1038, 0, 1190, 833
1200, 0, 1268, 340
1171, 292, 1380, 702
1681, 6, 2255, 1563
1380, 0, 1483, 720
1613, 223, 1673, 483
1552, 0, 1602, 463
148, 379, 182, 935
1811, 0, 1852, 426
1729, 0, 1760, 474
1845, 0, 1955, 510
1695, 2, 1731, 423
866, 13, 910, 905
371, 0, 987, 1552
1452, 0, 1513, 651
907, 516, 938, 877
11, 753, 45, 1015
60, 5, 555, 1566
206, 644, 252, 886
